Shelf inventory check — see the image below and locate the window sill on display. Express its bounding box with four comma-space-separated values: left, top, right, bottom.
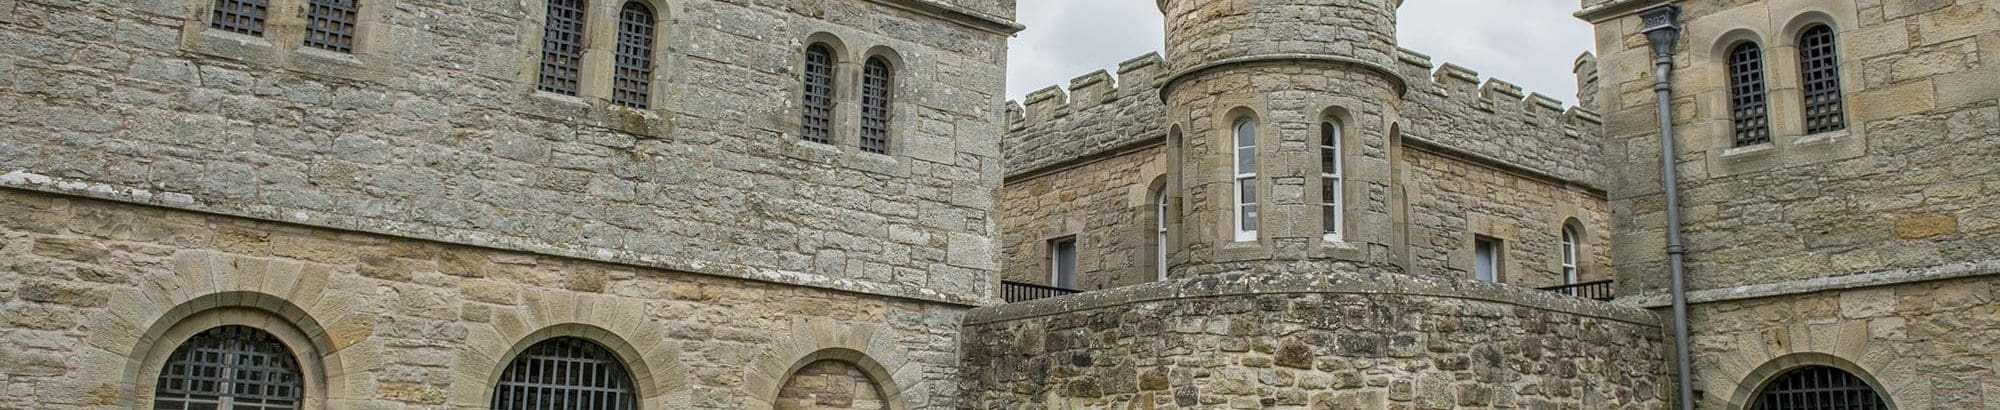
186, 29, 280, 65
1790, 129, 1851, 146
1719, 142, 1774, 158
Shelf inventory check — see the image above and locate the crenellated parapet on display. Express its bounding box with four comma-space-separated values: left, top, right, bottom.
1001, 52, 1170, 177
1393, 47, 1606, 188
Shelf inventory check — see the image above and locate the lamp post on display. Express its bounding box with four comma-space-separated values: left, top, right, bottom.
1639, 4, 1693, 410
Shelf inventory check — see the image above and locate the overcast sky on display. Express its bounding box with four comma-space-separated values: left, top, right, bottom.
1004, 0, 1596, 106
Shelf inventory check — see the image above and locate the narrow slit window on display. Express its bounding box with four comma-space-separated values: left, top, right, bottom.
492, 337, 637, 410
800, 44, 835, 144
153, 326, 303, 410
1474, 236, 1502, 283
612, 2, 656, 109
1050, 237, 1077, 290
302, 0, 359, 52
1728, 42, 1770, 146
1233, 118, 1258, 242
1799, 25, 1846, 134
537, 0, 587, 96
1155, 188, 1169, 281
1561, 226, 1579, 286
209, 0, 269, 36
1320, 120, 1342, 241
860, 57, 893, 154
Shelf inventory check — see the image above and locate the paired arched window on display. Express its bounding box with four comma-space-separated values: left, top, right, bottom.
537, 0, 588, 96
1752, 366, 1887, 410
612, 1, 657, 109
493, 337, 638, 410
860, 57, 894, 154
1320, 120, 1343, 241
209, 0, 270, 36
1727, 42, 1771, 146
1560, 225, 1579, 286
800, 44, 836, 144
302, 0, 359, 52
154, 326, 304, 409
1798, 25, 1845, 134
1232, 118, 1259, 241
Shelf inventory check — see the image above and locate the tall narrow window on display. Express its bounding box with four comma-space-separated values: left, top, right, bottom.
209, 0, 269, 36
800, 44, 835, 144
537, 0, 587, 96
154, 326, 304, 409
1233, 119, 1258, 241
860, 57, 893, 154
1561, 226, 1579, 286
612, 2, 655, 109
1050, 237, 1077, 289
493, 337, 637, 410
1156, 189, 1169, 281
1474, 236, 1502, 283
1799, 25, 1846, 134
1320, 120, 1343, 241
1728, 42, 1770, 146
302, 0, 359, 52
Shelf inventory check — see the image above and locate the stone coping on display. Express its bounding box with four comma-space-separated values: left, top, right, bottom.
1573, 0, 1671, 22
869, 0, 1024, 35
966, 268, 1666, 327
1157, 54, 1411, 103
1619, 258, 2000, 308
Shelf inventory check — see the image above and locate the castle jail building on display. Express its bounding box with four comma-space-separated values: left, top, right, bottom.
0, 0, 1993, 409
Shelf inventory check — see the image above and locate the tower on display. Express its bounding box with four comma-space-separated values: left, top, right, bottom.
1159, 0, 1409, 277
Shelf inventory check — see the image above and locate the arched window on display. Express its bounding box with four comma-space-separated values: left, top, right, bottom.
1728, 42, 1770, 146
302, 0, 359, 52
1320, 120, 1342, 241
538, 0, 587, 96
209, 0, 269, 36
154, 326, 304, 409
800, 44, 836, 144
778, 360, 889, 409
1753, 366, 1887, 410
860, 57, 893, 154
1561, 225, 1579, 286
1799, 25, 1845, 134
1155, 185, 1169, 281
493, 337, 638, 410
1233, 118, 1258, 242
612, 1, 656, 109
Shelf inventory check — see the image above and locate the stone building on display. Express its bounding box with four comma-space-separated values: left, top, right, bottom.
0, 0, 1993, 408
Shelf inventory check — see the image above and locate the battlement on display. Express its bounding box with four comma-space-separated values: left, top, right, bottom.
1002, 52, 1170, 176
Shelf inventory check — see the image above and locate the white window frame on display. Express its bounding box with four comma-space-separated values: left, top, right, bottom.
1049, 236, 1077, 289
1561, 226, 1579, 285
1320, 120, 1343, 242
1474, 236, 1501, 283
1156, 191, 1169, 281
1233, 118, 1258, 242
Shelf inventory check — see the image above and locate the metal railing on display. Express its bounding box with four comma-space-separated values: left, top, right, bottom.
1001, 280, 1080, 303
1539, 279, 1615, 301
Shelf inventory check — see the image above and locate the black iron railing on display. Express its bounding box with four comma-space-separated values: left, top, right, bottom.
1001, 280, 1080, 303
1539, 279, 1615, 301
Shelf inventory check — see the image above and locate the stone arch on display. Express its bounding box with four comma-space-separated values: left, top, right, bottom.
1706, 28, 1767, 68
450, 292, 691, 408
744, 318, 913, 409
1729, 353, 1897, 410
774, 352, 897, 409
122, 292, 342, 408
1777, 10, 1843, 49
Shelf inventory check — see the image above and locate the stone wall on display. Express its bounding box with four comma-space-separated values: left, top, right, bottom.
0, 0, 1015, 306
1402, 146, 1611, 288
996, 145, 1165, 290
959, 270, 1669, 409
777, 360, 889, 409
1001, 53, 1168, 177
0, 189, 956, 408
1393, 49, 1607, 188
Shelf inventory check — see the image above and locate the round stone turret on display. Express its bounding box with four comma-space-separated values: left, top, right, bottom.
1157, 0, 1409, 278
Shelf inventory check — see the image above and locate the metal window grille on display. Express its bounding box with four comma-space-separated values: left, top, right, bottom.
301, 0, 359, 52
612, 2, 655, 109
1728, 42, 1771, 146
800, 44, 835, 144
1752, 366, 1887, 410
492, 337, 636, 410
209, 0, 269, 36
1799, 25, 1846, 134
153, 326, 303, 410
859, 57, 893, 154
538, 0, 587, 96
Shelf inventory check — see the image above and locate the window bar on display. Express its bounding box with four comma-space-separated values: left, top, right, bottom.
612, 2, 655, 109
209, 0, 269, 36
860, 58, 893, 154
800, 44, 835, 144
538, 0, 586, 96
302, 0, 359, 52
1728, 43, 1771, 146
1799, 25, 1846, 134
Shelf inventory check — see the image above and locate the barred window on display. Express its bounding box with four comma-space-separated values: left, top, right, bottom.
301, 0, 359, 52
154, 326, 304, 410
1728, 42, 1770, 146
1320, 120, 1342, 241
860, 57, 893, 154
612, 1, 656, 109
493, 337, 637, 410
1233, 118, 1258, 242
800, 44, 835, 144
1799, 25, 1846, 134
209, 0, 269, 36
538, 0, 587, 96
1752, 366, 1887, 410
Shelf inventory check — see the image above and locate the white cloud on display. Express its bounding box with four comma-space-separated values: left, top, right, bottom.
1004, 0, 1595, 106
